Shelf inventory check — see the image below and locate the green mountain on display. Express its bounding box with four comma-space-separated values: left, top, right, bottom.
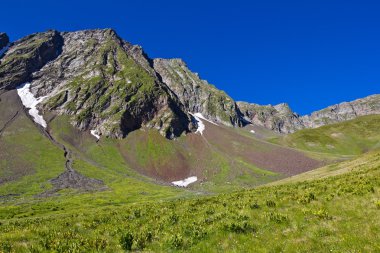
0, 29, 379, 252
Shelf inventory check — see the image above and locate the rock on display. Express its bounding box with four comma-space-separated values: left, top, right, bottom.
0, 30, 63, 90
237, 102, 304, 133
0, 33, 9, 50
25, 29, 195, 139
154, 58, 242, 126
238, 94, 380, 133
302, 94, 380, 128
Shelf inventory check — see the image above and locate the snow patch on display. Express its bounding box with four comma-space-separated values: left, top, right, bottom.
172, 176, 198, 187
189, 112, 218, 136
16, 83, 48, 128
250, 130, 255, 134
193, 113, 218, 125
191, 113, 205, 135
90, 130, 100, 140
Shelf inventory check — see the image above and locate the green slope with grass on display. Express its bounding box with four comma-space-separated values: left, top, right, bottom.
0, 150, 379, 252
271, 114, 380, 156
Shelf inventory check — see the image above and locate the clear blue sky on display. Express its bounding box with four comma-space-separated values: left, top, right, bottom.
2, 0, 379, 114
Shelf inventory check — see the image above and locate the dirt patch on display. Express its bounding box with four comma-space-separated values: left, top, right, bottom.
50, 168, 103, 190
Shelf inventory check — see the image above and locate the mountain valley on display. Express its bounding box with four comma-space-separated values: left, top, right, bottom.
0, 29, 379, 252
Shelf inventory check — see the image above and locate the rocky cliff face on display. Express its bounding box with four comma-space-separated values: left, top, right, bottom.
153, 58, 242, 126
0, 30, 63, 90
0, 33, 9, 51
239, 94, 380, 133
237, 102, 305, 133
301, 94, 380, 128
0, 29, 196, 139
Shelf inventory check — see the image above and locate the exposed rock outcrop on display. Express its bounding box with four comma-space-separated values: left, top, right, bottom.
302, 94, 380, 128
0, 33, 9, 50
237, 102, 305, 133
238, 94, 380, 133
15, 29, 195, 139
0, 30, 63, 90
154, 58, 242, 126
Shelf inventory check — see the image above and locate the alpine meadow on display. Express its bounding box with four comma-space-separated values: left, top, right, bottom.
0, 2, 380, 252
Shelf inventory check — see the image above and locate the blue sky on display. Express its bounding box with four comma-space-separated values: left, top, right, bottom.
1, 0, 379, 114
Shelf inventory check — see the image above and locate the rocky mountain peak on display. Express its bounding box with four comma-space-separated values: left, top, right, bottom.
153, 58, 243, 127
0, 30, 63, 90
28, 29, 196, 139
273, 103, 293, 115
0, 32, 9, 50
239, 94, 380, 134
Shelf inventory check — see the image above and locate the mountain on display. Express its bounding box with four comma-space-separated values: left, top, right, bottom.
1, 28, 380, 252
0, 33, 9, 52
0, 29, 196, 139
238, 94, 380, 133
301, 94, 380, 128
237, 101, 304, 133
1, 29, 379, 140
273, 114, 380, 155
153, 58, 242, 127
0, 28, 379, 187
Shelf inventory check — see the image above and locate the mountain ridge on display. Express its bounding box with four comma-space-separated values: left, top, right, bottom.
0, 28, 379, 139
238, 93, 380, 133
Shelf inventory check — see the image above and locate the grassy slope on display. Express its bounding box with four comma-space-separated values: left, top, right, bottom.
271, 115, 380, 156
0, 91, 66, 197
0, 150, 379, 252
48, 115, 285, 194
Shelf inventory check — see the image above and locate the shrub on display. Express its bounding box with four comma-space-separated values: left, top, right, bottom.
91, 237, 108, 251
375, 200, 380, 209
120, 232, 133, 251
224, 221, 256, 234
184, 225, 207, 242
0, 241, 12, 252
134, 231, 153, 250
168, 214, 179, 225
266, 200, 276, 208
170, 234, 183, 249
313, 209, 332, 220
250, 201, 260, 209
133, 209, 141, 218
298, 192, 316, 204
265, 212, 288, 223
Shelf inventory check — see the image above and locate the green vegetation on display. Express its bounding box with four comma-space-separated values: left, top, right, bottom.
0, 100, 65, 197
271, 115, 380, 155
0, 150, 379, 252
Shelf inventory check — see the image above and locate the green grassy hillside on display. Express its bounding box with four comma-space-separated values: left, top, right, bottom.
2, 90, 380, 252
0, 150, 379, 252
271, 115, 380, 156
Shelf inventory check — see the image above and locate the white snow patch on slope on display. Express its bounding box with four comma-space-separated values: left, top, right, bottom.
172, 176, 198, 187
0, 43, 10, 57
250, 130, 255, 134
191, 113, 205, 135
193, 112, 218, 125
189, 112, 218, 135
90, 130, 100, 140
17, 83, 48, 128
